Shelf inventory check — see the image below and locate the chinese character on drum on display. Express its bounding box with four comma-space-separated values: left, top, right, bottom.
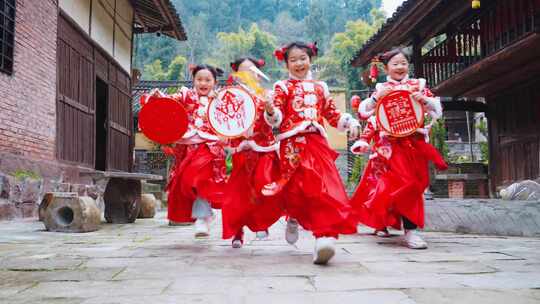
208, 87, 257, 138
376, 90, 424, 137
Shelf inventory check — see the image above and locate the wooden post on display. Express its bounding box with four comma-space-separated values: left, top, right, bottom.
412, 35, 424, 78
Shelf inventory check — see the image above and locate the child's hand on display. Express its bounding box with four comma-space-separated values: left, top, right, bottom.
411, 92, 425, 103
161, 145, 175, 156
264, 91, 275, 115
347, 121, 361, 140
351, 140, 370, 155
374, 86, 392, 100
150, 88, 164, 97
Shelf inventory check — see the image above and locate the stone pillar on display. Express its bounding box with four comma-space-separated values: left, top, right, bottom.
103, 178, 141, 224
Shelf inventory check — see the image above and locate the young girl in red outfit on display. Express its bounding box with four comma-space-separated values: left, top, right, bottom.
221, 57, 284, 248
263, 42, 361, 264
163, 64, 228, 238
350, 48, 448, 249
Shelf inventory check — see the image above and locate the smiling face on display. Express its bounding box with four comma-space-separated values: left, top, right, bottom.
384, 52, 409, 81
286, 47, 311, 79
193, 69, 216, 96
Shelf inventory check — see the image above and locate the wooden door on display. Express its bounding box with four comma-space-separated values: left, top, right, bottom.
56, 15, 95, 167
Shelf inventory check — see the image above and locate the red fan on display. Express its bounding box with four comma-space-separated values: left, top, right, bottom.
138, 96, 188, 145
376, 90, 424, 137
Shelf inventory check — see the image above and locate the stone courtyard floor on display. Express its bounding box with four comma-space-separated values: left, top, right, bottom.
1, 211, 540, 304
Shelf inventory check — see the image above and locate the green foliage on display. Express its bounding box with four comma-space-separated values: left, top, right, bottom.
479, 142, 489, 164
143, 59, 167, 81
11, 170, 41, 181
430, 118, 450, 161
142, 55, 188, 81
476, 116, 489, 164
212, 24, 282, 80
225, 153, 233, 175
167, 56, 188, 80
319, 9, 385, 89
348, 155, 367, 187
134, 0, 385, 81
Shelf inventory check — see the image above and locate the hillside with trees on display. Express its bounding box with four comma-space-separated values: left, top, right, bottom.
133, 0, 385, 89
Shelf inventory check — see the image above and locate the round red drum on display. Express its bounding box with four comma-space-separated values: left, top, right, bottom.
376, 90, 424, 137
138, 96, 188, 145
208, 86, 257, 138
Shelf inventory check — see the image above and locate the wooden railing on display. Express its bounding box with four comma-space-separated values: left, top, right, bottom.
422, 0, 540, 88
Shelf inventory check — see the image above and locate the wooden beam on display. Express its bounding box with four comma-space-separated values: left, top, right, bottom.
132, 11, 147, 31
441, 100, 488, 112
416, 1, 473, 47
133, 25, 174, 34
462, 56, 540, 98
433, 33, 540, 97
151, 0, 181, 40
412, 35, 423, 78
352, 0, 443, 67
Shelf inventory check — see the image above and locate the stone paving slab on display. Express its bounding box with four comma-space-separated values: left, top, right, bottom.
1, 212, 540, 303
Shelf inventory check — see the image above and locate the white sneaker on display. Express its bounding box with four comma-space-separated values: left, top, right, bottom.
255, 231, 269, 240
313, 237, 336, 265
194, 218, 210, 238
285, 218, 299, 245
401, 230, 428, 249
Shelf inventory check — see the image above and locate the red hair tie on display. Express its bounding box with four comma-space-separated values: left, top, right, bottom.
230, 63, 237, 71
274, 48, 286, 61
307, 42, 318, 57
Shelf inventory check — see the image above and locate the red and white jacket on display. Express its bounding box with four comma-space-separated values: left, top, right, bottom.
168, 87, 220, 144
265, 76, 359, 140
228, 95, 278, 153
358, 76, 442, 138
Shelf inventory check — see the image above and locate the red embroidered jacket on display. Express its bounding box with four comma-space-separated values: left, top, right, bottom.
228, 95, 278, 153
358, 76, 442, 122
169, 87, 220, 144
265, 79, 357, 140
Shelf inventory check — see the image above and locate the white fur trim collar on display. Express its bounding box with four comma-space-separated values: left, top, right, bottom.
289, 70, 313, 80
386, 75, 409, 84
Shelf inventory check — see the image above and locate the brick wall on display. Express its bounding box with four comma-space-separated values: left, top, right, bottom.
0, 0, 58, 162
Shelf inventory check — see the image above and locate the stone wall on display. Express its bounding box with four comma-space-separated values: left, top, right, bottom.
0, 0, 64, 220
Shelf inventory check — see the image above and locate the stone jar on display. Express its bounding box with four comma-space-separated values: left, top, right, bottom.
42, 193, 101, 233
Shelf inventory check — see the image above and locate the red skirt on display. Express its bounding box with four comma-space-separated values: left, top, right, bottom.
281, 133, 357, 238
351, 134, 448, 229
221, 150, 284, 239
167, 144, 226, 223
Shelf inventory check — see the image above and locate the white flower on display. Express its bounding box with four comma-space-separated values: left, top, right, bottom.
195, 118, 204, 128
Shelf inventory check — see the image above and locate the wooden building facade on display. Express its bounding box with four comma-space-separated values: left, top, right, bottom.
351, 0, 540, 192
0, 0, 186, 187
56, 0, 186, 172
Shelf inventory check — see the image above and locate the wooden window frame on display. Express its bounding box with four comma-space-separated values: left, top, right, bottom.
0, 0, 16, 75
